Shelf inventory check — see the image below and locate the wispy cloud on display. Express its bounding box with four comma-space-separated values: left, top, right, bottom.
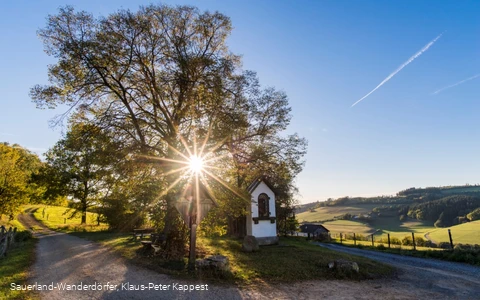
0, 132, 17, 137
351, 32, 444, 108
432, 73, 480, 95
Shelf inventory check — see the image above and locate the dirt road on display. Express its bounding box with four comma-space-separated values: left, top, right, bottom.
17, 212, 480, 299
316, 243, 480, 299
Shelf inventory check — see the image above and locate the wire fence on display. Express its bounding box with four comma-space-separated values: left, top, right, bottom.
0, 226, 17, 257
303, 228, 480, 251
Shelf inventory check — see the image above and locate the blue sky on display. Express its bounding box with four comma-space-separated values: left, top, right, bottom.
1, 1, 479, 203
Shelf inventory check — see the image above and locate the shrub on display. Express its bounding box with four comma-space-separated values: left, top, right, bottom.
414, 236, 426, 247
438, 242, 452, 249
314, 233, 331, 242
14, 230, 33, 242
402, 236, 413, 246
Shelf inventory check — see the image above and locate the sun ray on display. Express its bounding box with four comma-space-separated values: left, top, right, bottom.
136, 154, 191, 166
198, 117, 215, 158
166, 142, 192, 162
163, 165, 192, 177
199, 178, 218, 206
203, 169, 250, 202
158, 174, 190, 198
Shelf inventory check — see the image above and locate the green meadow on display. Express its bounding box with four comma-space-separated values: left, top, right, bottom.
297, 204, 377, 223
31, 205, 109, 232
297, 204, 480, 245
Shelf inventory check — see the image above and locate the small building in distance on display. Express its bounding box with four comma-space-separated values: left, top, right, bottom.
299, 223, 329, 239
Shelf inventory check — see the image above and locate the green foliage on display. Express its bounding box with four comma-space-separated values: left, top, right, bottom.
467, 208, 480, 221
45, 123, 124, 224
0, 143, 42, 217
14, 230, 33, 243
198, 206, 227, 237
408, 195, 480, 226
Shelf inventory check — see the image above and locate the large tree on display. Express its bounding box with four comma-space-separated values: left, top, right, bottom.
45, 123, 123, 224
31, 4, 306, 243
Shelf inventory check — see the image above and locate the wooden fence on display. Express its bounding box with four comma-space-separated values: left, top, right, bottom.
0, 225, 17, 257
325, 230, 456, 250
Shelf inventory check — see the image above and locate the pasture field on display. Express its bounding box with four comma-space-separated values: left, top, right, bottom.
322, 220, 375, 235
370, 218, 434, 238
428, 220, 480, 245
296, 204, 377, 222
313, 215, 480, 246
31, 205, 108, 232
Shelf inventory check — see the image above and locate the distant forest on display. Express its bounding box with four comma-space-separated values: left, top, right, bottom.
299, 185, 480, 227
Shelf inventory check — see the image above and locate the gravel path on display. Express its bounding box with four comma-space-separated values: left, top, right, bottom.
315, 243, 480, 299
17, 212, 480, 299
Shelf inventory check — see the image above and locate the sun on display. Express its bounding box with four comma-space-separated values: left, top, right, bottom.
189, 155, 204, 173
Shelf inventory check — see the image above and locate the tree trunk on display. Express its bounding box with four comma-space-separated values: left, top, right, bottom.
81, 197, 87, 225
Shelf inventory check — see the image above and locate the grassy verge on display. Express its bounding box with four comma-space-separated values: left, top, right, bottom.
200, 236, 393, 283
0, 239, 38, 300
71, 231, 394, 284
0, 209, 38, 300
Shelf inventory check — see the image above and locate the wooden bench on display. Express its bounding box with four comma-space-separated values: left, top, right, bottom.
132, 228, 154, 240
140, 233, 167, 255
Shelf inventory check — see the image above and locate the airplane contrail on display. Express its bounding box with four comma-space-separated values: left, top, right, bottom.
432, 73, 480, 95
351, 32, 444, 107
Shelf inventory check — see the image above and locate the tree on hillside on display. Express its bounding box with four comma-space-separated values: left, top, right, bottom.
31, 4, 306, 251
0, 143, 42, 217
466, 208, 480, 221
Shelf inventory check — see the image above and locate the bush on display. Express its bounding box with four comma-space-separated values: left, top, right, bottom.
414, 236, 426, 247
438, 242, 452, 249
14, 230, 33, 243
402, 236, 413, 246
100, 197, 146, 232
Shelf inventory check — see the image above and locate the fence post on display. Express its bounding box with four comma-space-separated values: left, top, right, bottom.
354, 233, 356, 246
0, 226, 8, 257
412, 232, 416, 251
388, 233, 391, 248
47, 214, 49, 221
340, 233, 343, 244
371, 234, 374, 247
5, 227, 13, 254
448, 229, 454, 250
11, 228, 17, 246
